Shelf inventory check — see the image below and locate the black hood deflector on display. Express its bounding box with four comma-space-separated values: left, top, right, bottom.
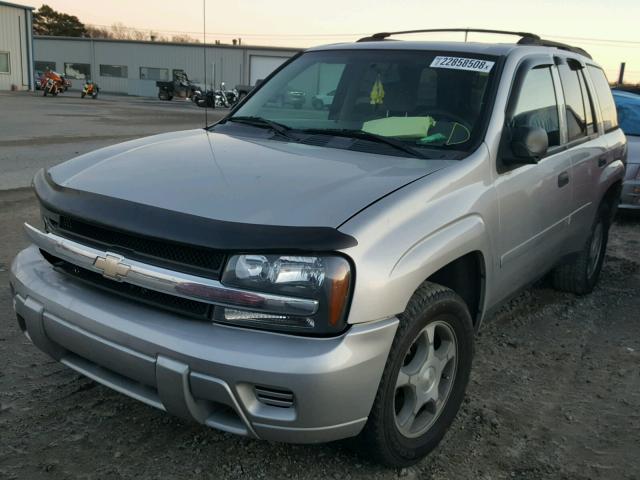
34, 169, 358, 252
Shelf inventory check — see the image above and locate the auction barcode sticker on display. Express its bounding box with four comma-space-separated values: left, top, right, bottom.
430, 56, 495, 73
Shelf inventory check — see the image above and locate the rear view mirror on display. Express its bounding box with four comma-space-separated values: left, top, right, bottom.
505, 126, 548, 164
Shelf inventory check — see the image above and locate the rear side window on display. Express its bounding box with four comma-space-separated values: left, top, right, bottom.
511, 66, 560, 147
578, 71, 596, 135
587, 66, 618, 132
558, 63, 588, 141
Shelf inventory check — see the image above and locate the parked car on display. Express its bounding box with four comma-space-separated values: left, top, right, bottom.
10, 29, 625, 467
612, 89, 640, 210
266, 85, 306, 109
312, 89, 335, 109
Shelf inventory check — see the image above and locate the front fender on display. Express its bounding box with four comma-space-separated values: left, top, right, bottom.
338, 147, 497, 325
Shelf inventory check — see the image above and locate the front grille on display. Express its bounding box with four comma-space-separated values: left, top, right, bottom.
254, 386, 295, 408
49, 216, 225, 279
41, 250, 212, 320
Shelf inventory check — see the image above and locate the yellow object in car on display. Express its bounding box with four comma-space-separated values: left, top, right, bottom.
362, 116, 436, 139
370, 75, 385, 105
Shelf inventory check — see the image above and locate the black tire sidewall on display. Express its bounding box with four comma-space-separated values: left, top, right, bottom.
585, 203, 610, 289
376, 289, 474, 465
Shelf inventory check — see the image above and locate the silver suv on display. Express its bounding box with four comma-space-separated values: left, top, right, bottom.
10, 29, 626, 466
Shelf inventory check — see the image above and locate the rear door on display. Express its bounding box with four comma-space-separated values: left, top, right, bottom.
494, 57, 574, 298
555, 57, 608, 246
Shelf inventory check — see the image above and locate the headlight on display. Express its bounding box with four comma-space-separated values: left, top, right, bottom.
217, 254, 352, 335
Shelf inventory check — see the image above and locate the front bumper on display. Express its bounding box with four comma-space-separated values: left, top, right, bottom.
10, 246, 398, 443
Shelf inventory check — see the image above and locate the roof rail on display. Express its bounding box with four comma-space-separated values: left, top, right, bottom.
516, 36, 592, 59
356, 28, 592, 59
357, 28, 540, 43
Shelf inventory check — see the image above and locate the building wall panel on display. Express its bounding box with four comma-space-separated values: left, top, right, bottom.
34, 37, 299, 96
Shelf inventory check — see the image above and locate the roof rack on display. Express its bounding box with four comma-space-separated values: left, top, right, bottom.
516, 36, 592, 59
356, 28, 591, 59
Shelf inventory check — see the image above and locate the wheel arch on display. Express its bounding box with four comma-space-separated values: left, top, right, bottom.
389, 215, 490, 329
424, 251, 486, 328
601, 179, 622, 220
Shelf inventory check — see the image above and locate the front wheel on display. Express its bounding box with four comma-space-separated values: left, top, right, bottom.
358, 282, 474, 467
81, 92, 86, 98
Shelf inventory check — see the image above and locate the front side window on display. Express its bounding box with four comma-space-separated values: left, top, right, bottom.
64, 63, 90, 80
225, 50, 500, 157
510, 66, 560, 147
0, 52, 10, 74
588, 66, 618, 132
140, 67, 169, 81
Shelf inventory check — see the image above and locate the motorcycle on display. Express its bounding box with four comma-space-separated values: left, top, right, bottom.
215, 82, 239, 108
81, 81, 99, 99
191, 83, 240, 109
40, 69, 65, 96
191, 88, 215, 108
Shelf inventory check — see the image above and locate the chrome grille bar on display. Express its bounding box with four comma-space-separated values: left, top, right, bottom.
24, 223, 318, 317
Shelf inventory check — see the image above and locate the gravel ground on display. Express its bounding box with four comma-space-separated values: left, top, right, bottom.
0, 188, 638, 479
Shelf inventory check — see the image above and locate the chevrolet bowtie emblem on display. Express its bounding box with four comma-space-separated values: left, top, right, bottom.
94, 253, 131, 281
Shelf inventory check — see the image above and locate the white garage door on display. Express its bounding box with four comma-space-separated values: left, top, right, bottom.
249, 56, 289, 85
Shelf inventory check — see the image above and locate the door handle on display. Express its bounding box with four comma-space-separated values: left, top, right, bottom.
557, 171, 570, 188
598, 156, 607, 167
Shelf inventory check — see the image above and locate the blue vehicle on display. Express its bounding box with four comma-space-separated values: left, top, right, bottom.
613, 89, 640, 210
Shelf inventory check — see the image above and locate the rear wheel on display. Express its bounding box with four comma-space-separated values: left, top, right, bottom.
312, 99, 324, 110
552, 202, 610, 294
358, 283, 474, 467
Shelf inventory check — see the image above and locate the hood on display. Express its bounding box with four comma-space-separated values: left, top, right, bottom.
49, 129, 453, 228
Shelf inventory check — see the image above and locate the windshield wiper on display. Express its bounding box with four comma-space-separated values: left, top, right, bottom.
225, 116, 297, 141
298, 128, 431, 159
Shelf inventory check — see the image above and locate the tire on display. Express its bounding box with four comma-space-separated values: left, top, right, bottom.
552, 201, 610, 295
81, 92, 86, 98
312, 99, 324, 110
357, 282, 474, 467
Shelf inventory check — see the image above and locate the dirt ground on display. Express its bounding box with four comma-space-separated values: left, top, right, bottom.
0, 93, 639, 480
0, 189, 638, 480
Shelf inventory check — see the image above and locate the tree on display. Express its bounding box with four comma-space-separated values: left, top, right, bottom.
33, 4, 86, 37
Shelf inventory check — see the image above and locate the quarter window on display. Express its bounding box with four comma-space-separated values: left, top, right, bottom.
587, 66, 618, 132
100, 64, 128, 78
64, 63, 91, 80
558, 63, 588, 141
511, 66, 560, 147
140, 67, 169, 81
0, 52, 9, 74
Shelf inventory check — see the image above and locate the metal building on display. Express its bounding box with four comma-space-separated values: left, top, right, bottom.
33, 36, 300, 96
0, 1, 34, 91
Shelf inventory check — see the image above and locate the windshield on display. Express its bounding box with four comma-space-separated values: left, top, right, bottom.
225, 49, 499, 157
613, 90, 640, 136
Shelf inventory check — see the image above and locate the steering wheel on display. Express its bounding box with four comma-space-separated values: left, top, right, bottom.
422, 109, 472, 129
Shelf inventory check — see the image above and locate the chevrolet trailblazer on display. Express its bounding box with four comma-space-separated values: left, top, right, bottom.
10, 29, 625, 466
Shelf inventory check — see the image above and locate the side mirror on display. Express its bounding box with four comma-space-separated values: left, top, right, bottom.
504, 126, 548, 165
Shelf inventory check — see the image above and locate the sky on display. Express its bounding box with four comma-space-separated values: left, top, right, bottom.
30, 0, 640, 82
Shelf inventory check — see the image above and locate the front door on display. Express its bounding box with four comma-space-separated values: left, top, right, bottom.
494, 59, 573, 300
